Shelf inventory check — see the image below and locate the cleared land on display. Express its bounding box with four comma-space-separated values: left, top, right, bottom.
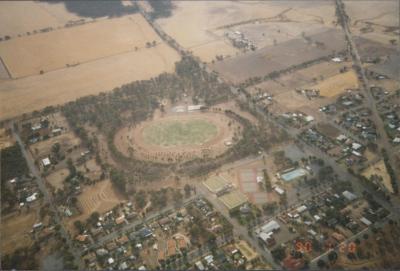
46, 168, 69, 191
75, 180, 126, 220
0, 42, 180, 120
0, 15, 160, 78
157, 1, 336, 63
1, 211, 36, 254
362, 160, 393, 193
211, 28, 345, 84
0, 1, 83, 37
308, 70, 359, 97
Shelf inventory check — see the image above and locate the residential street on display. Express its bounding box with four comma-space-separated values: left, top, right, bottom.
12, 123, 83, 269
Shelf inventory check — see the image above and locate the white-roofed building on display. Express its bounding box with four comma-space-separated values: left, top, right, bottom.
296, 205, 307, 213
360, 217, 372, 226
42, 157, 51, 167
260, 220, 280, 234
342, 190, 357, 201
274, 186, 285, 195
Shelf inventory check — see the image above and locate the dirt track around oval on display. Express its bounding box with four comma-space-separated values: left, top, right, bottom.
114, 111, 241, 163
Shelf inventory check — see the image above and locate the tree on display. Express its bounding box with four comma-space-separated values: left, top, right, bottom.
184, 184, 191, 198
328, 251, 338, 263
73, 220, 84, 233
271, 246, 286, 261
317, 259, 326, 269
135, 190, 147, 209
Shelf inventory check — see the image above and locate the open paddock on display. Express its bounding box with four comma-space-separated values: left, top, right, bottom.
0, 1, 84, 38
0, 42, 180, 121
157, 1, 336, 63
0, 14, 161, 78
211, 28, 345, 84
306, 70, 359, 98
1, 211, 37, 254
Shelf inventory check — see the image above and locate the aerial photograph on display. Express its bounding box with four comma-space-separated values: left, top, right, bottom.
0, 0, 399, 270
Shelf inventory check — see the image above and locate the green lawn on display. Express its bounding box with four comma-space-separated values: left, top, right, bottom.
143, 119, 218, 147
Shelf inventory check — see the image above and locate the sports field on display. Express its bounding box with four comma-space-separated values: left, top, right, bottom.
143, 119, 218, 147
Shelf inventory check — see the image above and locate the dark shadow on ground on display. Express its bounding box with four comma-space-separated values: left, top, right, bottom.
43, 1, 138, 18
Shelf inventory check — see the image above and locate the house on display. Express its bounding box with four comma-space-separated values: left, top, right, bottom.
296, 205, 307, 213
115, 215, 125, 225
342, 190, 357, 201
360, 217, 372, 226
42, 157, 51, 167
106, 241, 117, 251
259, 232, 275, 247
166, 239, 177, 258
274, 186, 285, 195
75, 234, 89, 243
117, 235, 129, 245
260, 220, 280, 234
138, 228, 153, 239
178, 238, 188, 251
26, 192, 39, 203
158, 217, 171, 227
282, 254, 305, 270
331, 232, 345, 242
195, 261, 205, 270
91, 227, 103, 237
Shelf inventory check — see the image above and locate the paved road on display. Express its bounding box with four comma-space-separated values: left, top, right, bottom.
335, 0, 400, 183
87, 195, 198, 251
195, 183, 281, 269
12, 124, 83, 269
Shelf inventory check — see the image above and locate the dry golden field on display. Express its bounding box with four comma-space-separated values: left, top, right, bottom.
0, 42, 180, 121
1, 211, 37, 254
307, 71, 359, 97
0, 15, 161, 78
157, 1, 337, 62
0, 1, 84, 37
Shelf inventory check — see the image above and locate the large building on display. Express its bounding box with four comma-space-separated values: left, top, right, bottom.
219, 190, 248, 211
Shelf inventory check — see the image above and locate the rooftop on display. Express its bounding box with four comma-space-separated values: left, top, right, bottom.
219, 190, 248, 210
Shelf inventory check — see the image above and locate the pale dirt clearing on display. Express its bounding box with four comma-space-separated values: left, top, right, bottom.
75, 180, 126, 221
362, 160, 394, 193
0, 14, 161, 78
46, 168, 69, 191
0, 1, 84, 37
0, 43, 180, 121
1, 211, 37, 254
307, 70, 359, 98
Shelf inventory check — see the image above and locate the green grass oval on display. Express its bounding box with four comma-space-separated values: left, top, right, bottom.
142, 119, 218, 147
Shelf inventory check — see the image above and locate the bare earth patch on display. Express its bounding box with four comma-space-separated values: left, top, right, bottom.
1, 211, 37, 254
75, 180, 126, 221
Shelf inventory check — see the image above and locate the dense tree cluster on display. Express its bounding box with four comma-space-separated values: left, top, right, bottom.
1, 144, 29, 210
61, 56, 232, 192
